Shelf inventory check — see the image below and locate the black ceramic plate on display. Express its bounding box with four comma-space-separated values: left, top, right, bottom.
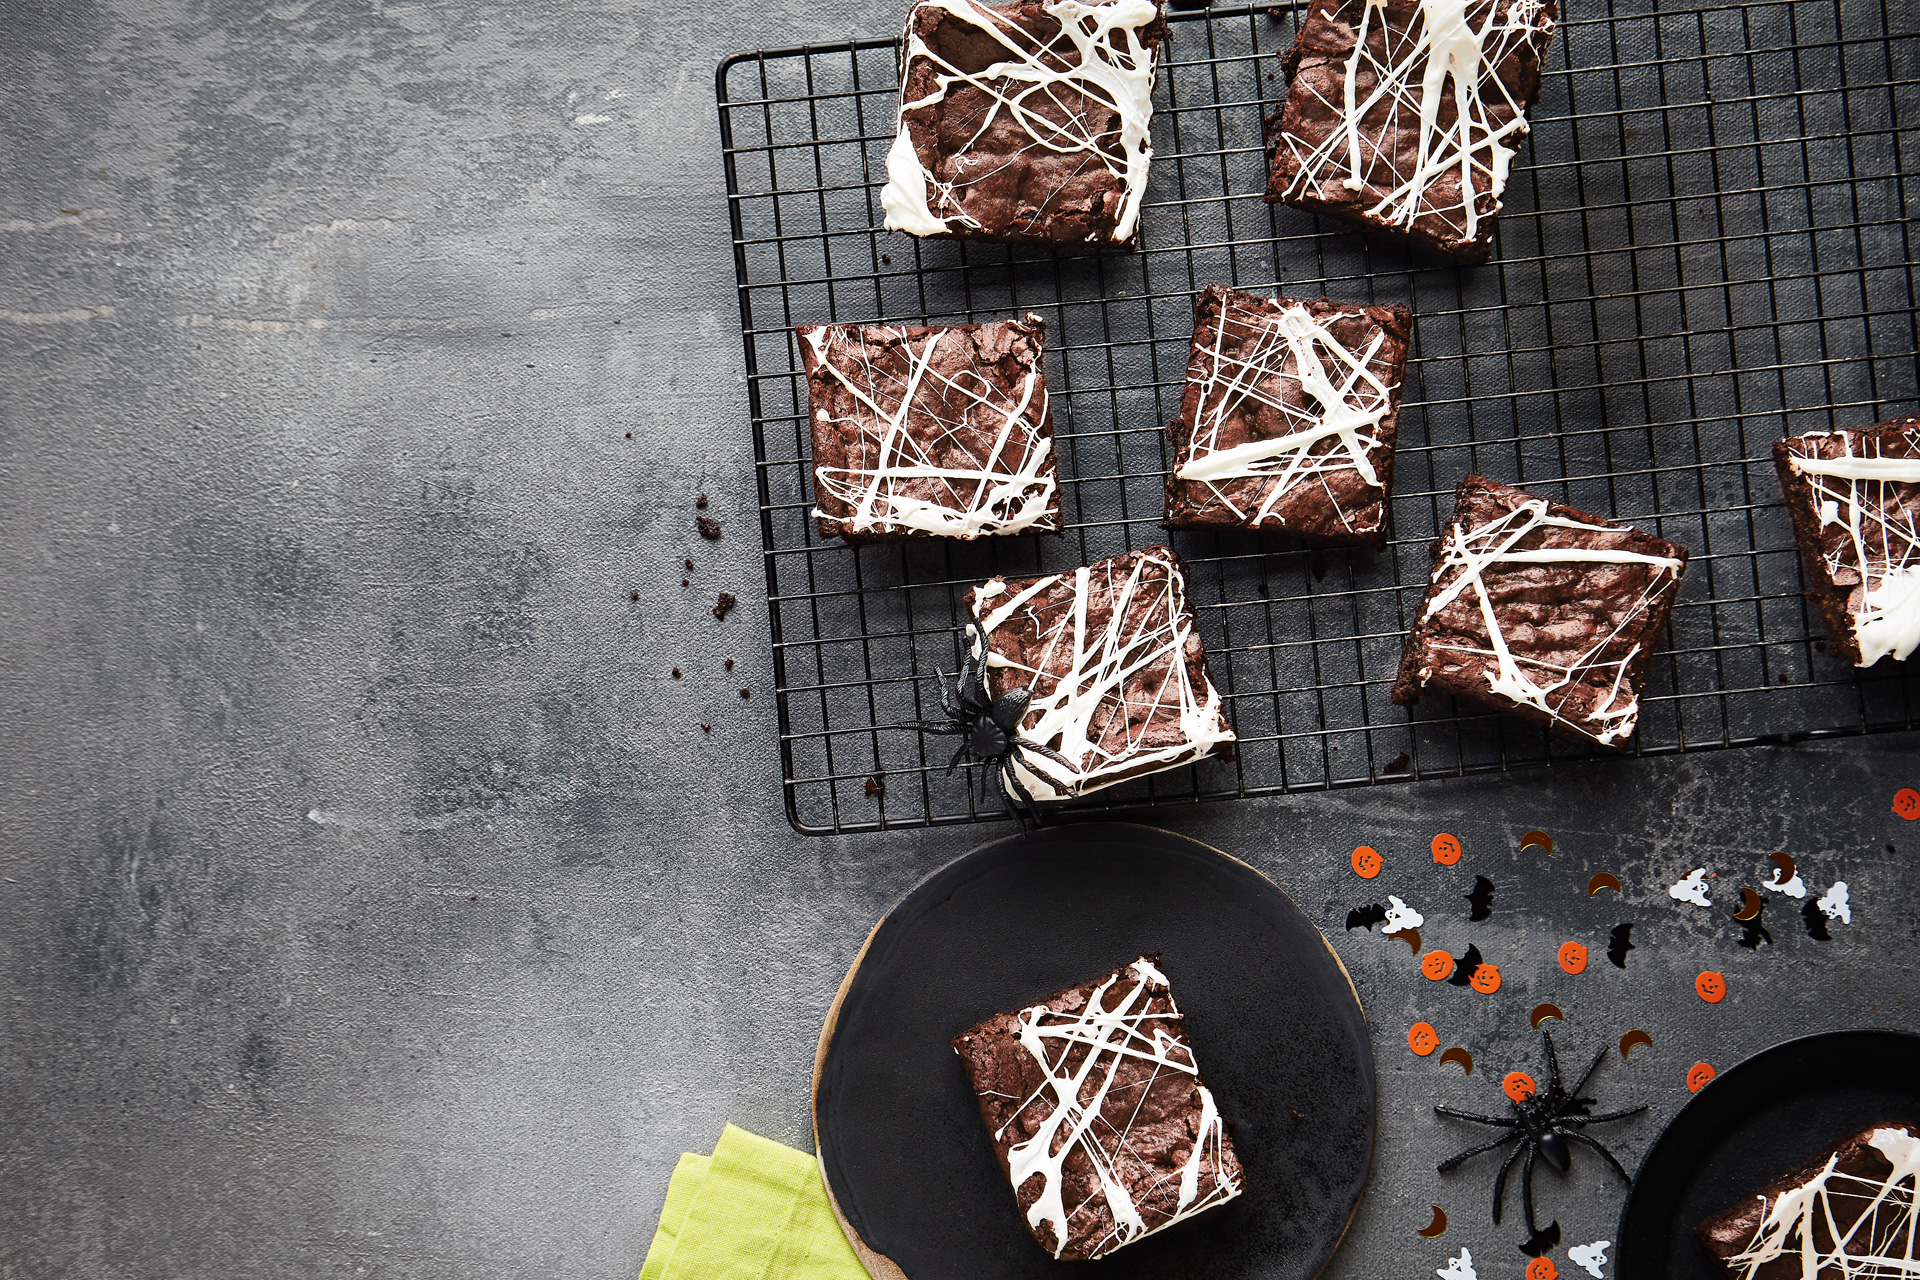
812, 823, 1375, 1280
1614, 1028, 1920, 1277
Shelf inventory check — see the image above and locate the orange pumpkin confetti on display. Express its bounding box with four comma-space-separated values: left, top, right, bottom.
1470, 962, 1502, 994
1351, 845, 1383, 878
1688, 1061, 1717, 1092
1409, 1021, 1439, 1056
1527, 1257, 1559, 1280
1503, 1070, 1538, 1103
1431, 832, 1462, 865
1896, 788, 1920, 821
1422, 950, 1456, 981
1557, 940, 1588, 974
1696, 970, 1728, 1003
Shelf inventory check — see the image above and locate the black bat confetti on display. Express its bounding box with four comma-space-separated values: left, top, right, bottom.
1803, 899, 1833, 941
1521, 1221, 1562, 1259
1467, 875, 1496, 922
1607, 923, 1635, 969
1446, 943, 1486, 988
1346, 903, 1389, 931
1736, 901, 1773, 950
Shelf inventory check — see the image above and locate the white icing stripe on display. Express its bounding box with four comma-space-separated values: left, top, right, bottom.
1785, 429, 1920, 666
971, 547, 1236, 801
881, 0, 1162, 244
1417, 497, 1683, 745
803, 321, 1058, 539
1724, 1127, 1920, 1279
1001, 958, 1240, 1258
1278, 0, 1553, 245
1172, 296, 1396, 532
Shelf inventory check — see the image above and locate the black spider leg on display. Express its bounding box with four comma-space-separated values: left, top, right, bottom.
1434, 1106, 1520, 1127
1564, 1104, 1649, 1126
1543, 1030, 1564, 1097
1437, 1129, 1522, 1172
1519, 1142, 1542, 1234
1491, 1136, 1527, 1225
1567, 1040, 1610, 1104
1563, 1130, 1635, 1185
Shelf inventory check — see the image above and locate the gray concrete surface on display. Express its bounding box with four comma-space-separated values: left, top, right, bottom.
3, 1, 1917, 1277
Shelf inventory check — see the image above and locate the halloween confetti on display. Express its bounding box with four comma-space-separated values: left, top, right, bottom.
1418, 1204, 1449, 1238
1606, 924, 1635, 969
1383, 896, 1425, 934
1764, 851, 1805, 897
1346, 903, 1390, 931
1433, 832, 1463, 865
1530, 1002, 1564, 1029
1503, 1071, 1538, 1103
1447, 943, 1487, 987
1410, 1021, 1440, 1056
1567, 1240, 1609, 1278
1687, 1061, 1716, 1092
1522, 1223, 1563, 1258
1735, 901, 1772, 951
1436, 1248, 1477, 1280
1586, 872, 1622, 897
1519, 829, 1555, 856
1802, 899, 1832, 941
1668, 868, 1712, 907
1440, 1046, 1475, 1074
1895, 787, 1920, 820
1469, 964, 1502, 994
1424, 950, 1457, 981
1618, 1029, 1652, 1059
1557, 941, 1588, 975
1817, 880, 1852, 924
1352, 844, 1383, 878
1467, 876, 1496, 921
1526, 1257, 1558, 1280
1695, 970, 1728, 1003
1733, 887, 1762, 921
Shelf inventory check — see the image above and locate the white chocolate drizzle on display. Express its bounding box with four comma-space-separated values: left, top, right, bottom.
1783, 428, 1920, 666
971, 546, 1236, 801
1172, 295, 1396, 533
1723, 1127, 1920, 1278
1416, 496, 1685, 745
1275, 0, 1554, 247
802, 320, 1057, 539
882, 0, 1163, 245
998, 957, 1240, 1258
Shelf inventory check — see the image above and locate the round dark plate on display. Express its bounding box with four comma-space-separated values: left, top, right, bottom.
1614, 1028, 1920, 1277
811, 822, 1375, 1280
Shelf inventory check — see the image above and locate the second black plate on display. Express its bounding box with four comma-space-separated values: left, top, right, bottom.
1614, 1027, 1920, 1277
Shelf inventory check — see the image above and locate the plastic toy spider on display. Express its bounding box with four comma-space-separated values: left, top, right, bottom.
910, 628, 1073, 827
1435, 1030, 1646, 1251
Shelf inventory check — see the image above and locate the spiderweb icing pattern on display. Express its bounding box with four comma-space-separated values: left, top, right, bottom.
1174, 294, 1397, 532
1724, 1127, 1920, 1279
803, 321, 1058, 539
971, 546, 1235, 801
882, 0, 1163, 245
998, 957, 1241, 1259
1783, 428, 1920, 666
1274, 0, 1554, 247
1417, 498, 1685, 745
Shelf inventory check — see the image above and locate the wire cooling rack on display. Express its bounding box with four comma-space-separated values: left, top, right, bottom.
717, 0, 1920, 836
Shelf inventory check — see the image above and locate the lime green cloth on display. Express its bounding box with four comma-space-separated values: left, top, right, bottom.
641, 1124, 869, 1280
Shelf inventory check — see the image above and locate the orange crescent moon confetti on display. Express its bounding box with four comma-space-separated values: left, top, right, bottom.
1696, 970, 1728, 1003
1439, 1046, 1475, 1074
1520, 829, 1555, 855
1688, 1061, 1717, 1092
1619, 1029, 1653, 1059
1417, 1204, 1449, 1238
1409, 1021, 1439, 1056
1734, 887, 1762, 921
1503, 1070, 1539, 1102
1771, 851, 1797, 881
1587, 872, 1622, 897
1431, 832, 1462, 865
1530, 1002, 1564, 1029
1352, 845, 1383, 878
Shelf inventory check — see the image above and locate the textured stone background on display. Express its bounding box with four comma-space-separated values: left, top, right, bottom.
2, 1, 1916, 1277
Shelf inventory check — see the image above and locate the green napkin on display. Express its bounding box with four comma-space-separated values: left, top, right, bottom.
641, 1124, 869, 1280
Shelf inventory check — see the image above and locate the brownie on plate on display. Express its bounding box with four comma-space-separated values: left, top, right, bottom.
952, 955, 1245, 1260
799, 314, 1060, 542
1694, 1123, 1919, 1278
881, 0, 1171, 248
1165, 284, 1412, 547
1264, 0, 1557, 263
1392, 475, 1689, 748
1773, 418, 1920, 667
964, 545, 1236, 801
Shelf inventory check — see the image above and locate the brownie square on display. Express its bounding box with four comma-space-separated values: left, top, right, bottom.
1165, 284, 1412, 547
799, 314, 1061, 543
952, 955, 1245, 1261
1694, 1123, 1919, 1278
964, 545, 1236, 800
881, 0, 1171, 249
1264, 0, 1557, 263
1773, 418, 1920, 667
1392, 475, 1689, 748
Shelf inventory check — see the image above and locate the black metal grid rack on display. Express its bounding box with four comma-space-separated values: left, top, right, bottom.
717, 0, 1920, 836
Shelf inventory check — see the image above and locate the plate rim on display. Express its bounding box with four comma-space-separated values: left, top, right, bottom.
810, 820, 1376, 1280
1613, 1025, 1920, 1273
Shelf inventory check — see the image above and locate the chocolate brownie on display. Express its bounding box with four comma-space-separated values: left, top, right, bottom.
1264, 0, 1557, 263
952, 955, 1245, 1261
1773, 418, 1920, 667
799, 314, 1060, 542
881, 0, 1171, 248
965, 545, 1236, 800
1392, 475, 1689, 748
1165, 284, 1412, 547
1694, 1123, 1919, 1278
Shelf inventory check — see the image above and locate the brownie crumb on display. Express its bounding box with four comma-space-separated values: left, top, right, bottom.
724, 658, 734, 671
624, 431, 632, 439
864, 774, 885, 798
1289, 1107, 1305, 1124
696, 516, 721, 540
672, 668, 681, 679
700, 721, 711, 732
881, 253, 891, 264
629, 590, 639, 602
682, 578, 689, 586
1778, 673, 1791, 683
712, 592, 737, 620
695, 493, 709, 509
739, 687, 750, 698
1384, 751, 1411, 773
685, 558, 694, 571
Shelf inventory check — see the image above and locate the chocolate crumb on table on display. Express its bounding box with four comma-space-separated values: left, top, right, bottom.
712, 592, 736, 620
739, 688, 750, 698
952, 955, 1244, 1261
1392, 475, 1689, 749
629, 590, 640, 602
724, 658, 733, 670
881, 0, 1171, 249
1264, 0, 1557, 263
696, 516, 721, 540
695, 493, 708, 509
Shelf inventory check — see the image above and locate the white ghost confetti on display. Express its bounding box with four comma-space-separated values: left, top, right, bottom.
1817, 881, 1852, 924
1764, 868, 1807, 898
1668, 868, 1713, 907
1436, 1246, 1478, 1280
1381, 895, 1425, 934
1569, 1239, 1610, 1277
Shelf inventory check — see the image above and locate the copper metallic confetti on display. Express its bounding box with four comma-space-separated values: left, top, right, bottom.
1530, 1002, 1564, 1029
1619, 1029, 1653, 1059
1586, 872, 1622, 897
